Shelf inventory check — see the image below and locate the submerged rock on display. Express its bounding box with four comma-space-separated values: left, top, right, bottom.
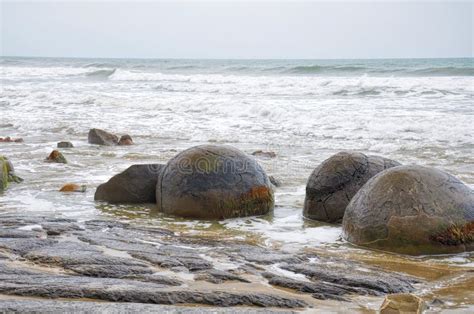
118, 134, 134, 145
0, 137, 23, 143
269, 175, 282, 187
45, 150, 67, 164
304, 152, 400, 223
95, 164, 163, 203
343, 165, 474, 255
380, 293, 426, 314
252, 150, 277, 158
57, 141, 74, 148
155, 145, 274, 219
88, 128, 119, 146
59, 184, 87, 193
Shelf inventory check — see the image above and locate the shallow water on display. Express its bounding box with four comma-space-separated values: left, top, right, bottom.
1, 57, 473, 309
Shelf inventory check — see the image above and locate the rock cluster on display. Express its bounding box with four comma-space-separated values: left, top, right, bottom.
303, 152, 473, 255
88, 128, 133, 146
0, 136, 23, 143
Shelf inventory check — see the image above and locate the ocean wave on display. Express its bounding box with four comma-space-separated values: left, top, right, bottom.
83, 62, 118, 68
408, 67, 474, 76
285, 65, 368, 74
283, 65, 474, 76
166, 65, 200, 70
85, 68, 116, 79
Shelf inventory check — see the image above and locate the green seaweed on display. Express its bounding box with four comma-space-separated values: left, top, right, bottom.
0, 156, 9, 190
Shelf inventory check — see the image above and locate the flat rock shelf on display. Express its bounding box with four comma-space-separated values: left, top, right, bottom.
0, 213, 423, 312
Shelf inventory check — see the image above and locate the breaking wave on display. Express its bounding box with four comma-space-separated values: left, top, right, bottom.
85, 68, 116, 79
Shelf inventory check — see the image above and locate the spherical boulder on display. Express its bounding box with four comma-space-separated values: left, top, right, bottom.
343, 165, 474, 255
304, 152, 400, 223
155, 145, 274, 219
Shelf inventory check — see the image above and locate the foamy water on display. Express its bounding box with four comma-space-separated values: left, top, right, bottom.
0, 57, 473, 259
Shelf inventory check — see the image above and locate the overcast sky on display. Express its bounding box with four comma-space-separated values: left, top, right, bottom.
1, 1, 472, 59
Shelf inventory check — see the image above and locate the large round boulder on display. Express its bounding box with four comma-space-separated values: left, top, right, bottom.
304, 152, 400, 223
95, 164, 164, 203
155, 145, 274, 219
343, 165, 474, 255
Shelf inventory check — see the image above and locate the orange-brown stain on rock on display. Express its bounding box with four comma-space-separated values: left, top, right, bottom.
247, 186, 273, 200
430, 221, 474, 246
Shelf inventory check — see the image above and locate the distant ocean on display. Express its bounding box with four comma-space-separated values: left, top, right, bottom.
2, 57, 473, 77
0, 57, 472, 222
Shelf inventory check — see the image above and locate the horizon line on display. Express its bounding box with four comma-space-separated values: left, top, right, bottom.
1, 55, 473, 61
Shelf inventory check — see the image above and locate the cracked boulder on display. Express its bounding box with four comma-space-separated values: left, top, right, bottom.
155, 145, 274, 219
343, 165, 474, 255
95, 164, 164, 203
303, 152, 400, 223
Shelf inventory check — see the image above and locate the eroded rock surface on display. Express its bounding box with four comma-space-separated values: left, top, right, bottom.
0, 213, 418, 311
304, 152, 400, 223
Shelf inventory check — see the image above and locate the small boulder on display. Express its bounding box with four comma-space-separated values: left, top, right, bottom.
0, 156, 22, 191
60, 184, 87, 193
46, 150, 67, 164
304, 152, 400, 223
118, 134, 133, 146
57, 141, 74, 148
380, 293, 426, 314
88, 128, 119, 146
269, 175, 282, 187
95, 164, 164, 203
252, 150, 277, 158
0, 137, 23, 143
155, 145, 274, 219
343, 165, 474, 255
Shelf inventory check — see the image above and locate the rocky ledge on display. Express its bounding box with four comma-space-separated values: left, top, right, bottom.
0, 213, 418, 312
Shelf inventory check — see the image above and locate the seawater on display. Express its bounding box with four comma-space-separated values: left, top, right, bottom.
0, 57, 473, 260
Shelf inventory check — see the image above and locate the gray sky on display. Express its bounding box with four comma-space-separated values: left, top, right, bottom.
1, 1, 472, 59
